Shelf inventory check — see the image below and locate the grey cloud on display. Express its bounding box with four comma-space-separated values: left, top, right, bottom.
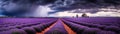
0, 0, 120, 17
49, 0, 120, 14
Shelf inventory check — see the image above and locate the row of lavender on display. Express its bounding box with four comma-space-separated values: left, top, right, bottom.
65, 17, 120, 27
0, 18, 58, 34
62, 17, 120, 34
45, 19, 68, 34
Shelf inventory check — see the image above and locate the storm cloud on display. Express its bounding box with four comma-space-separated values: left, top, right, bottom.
0, 0, 120, 17
51, 0, 120, 9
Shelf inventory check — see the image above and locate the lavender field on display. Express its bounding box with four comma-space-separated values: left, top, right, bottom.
0, 17, 120, 34
0, 0, 120, 34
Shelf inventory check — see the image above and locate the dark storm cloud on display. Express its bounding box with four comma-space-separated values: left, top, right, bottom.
52, 0, 120, 9
0, 0, 56, 16
49, 0, 120, 14
0, 0, 120, 16
0, 0, 56, 5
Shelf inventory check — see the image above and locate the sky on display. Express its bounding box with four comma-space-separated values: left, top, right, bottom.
0, 0, 120, 17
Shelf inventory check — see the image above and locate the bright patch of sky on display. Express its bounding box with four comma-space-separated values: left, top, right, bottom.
48, 9, 120, 17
